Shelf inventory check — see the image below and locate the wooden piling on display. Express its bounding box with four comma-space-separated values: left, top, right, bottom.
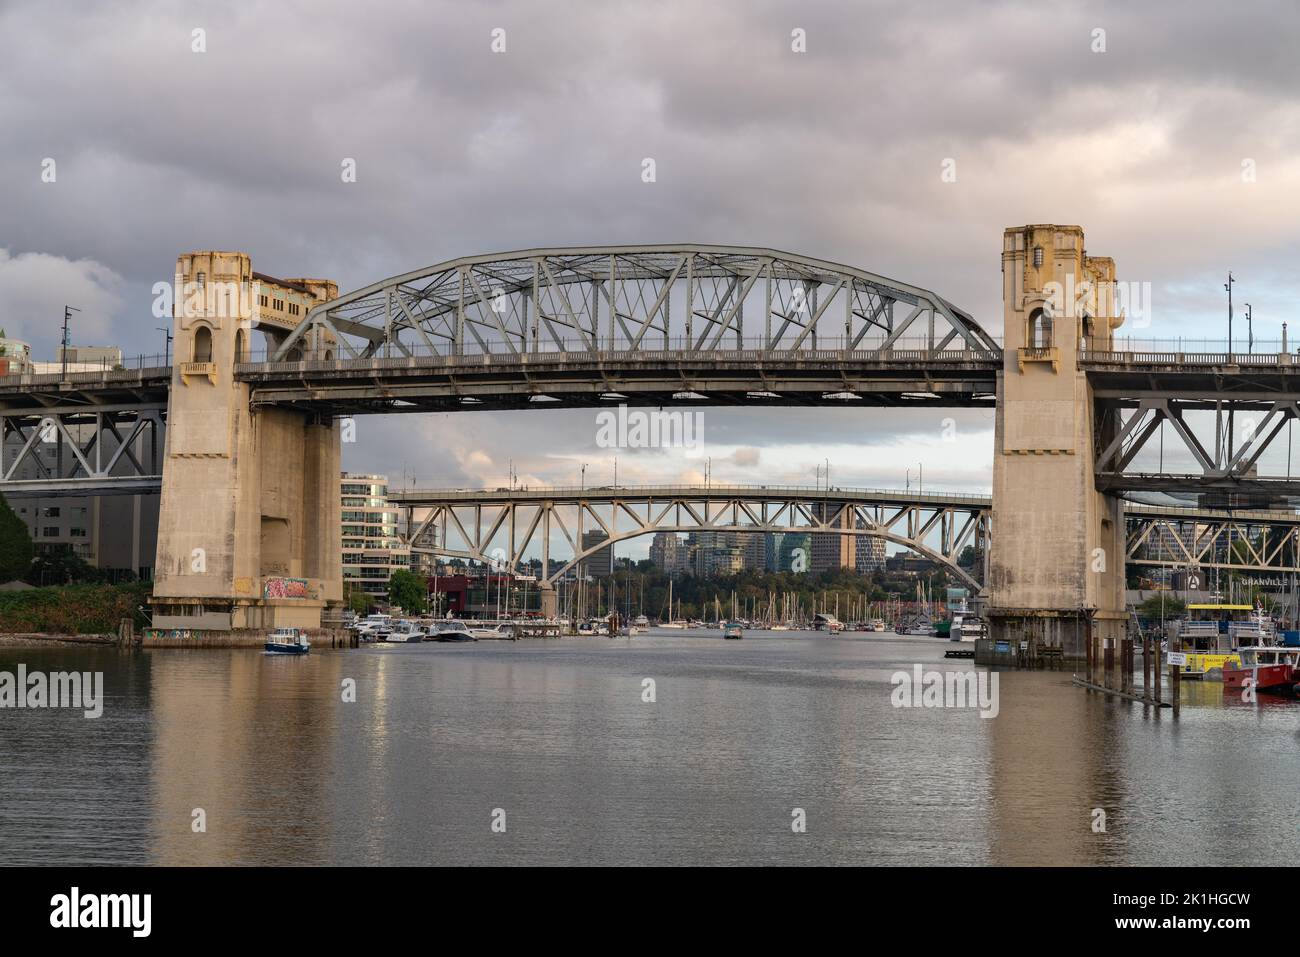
1143, 636, 1151, 702
1153, 641, 1162, 706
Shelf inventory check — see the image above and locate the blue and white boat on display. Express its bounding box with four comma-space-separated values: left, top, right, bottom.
265, 627, 310, 655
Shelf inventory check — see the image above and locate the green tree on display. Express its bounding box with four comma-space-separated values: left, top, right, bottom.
388, 569, 427, 614
0, 494, 33, 582
25, 546, 100, 586
345, 583, 375, 615
1137, 593, 1185, 619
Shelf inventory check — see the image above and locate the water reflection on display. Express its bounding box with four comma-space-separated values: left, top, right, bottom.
0, 633, 1294, 865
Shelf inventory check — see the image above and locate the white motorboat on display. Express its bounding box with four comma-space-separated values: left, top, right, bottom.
386, 620, 425, 643
468, 622, 513, 639
433, 620, 477, 642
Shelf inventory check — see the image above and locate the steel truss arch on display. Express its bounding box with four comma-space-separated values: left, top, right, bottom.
272, 245, 997, 362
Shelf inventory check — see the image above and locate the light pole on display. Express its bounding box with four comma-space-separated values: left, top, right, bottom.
60, 305, 80, 376
1245, 303, 1253, 353
1224, 272, 1234, 354
156, 327, 172, 366
580, 463, 587, 491
1224, 273, 1236, 459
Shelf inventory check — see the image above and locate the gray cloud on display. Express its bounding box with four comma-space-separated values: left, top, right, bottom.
3, 0, 1297, 489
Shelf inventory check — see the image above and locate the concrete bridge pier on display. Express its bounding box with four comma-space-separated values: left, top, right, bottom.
538, 581, 558, 619
150, 252, 342, 634
985, 226, 1127, 665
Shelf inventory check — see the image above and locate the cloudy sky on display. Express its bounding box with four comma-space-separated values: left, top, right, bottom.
4, 0, 1300, 518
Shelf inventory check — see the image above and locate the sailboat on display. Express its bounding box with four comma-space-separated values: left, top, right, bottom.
896, 582, 938, 636
659, 580, 688, 628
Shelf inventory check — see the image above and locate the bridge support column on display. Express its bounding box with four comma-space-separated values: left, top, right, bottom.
150, 252, 342, 635
986, 226, 1126, 665
538, 581, 558, 619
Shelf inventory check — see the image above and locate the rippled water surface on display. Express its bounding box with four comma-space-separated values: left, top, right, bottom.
0, 630, 1295, 865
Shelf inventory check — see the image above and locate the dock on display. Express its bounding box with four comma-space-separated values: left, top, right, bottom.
1070, 675, 1173, 707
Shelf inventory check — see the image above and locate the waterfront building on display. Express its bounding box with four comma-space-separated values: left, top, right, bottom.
341, 473, 410, 598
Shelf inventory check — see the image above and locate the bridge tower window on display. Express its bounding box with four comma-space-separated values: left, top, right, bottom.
234, 329, 246, 364
1027, 307, 1052, 349
192, 325, 213, 363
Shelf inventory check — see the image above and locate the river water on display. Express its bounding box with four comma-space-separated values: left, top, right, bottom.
0, 630, 1294, 866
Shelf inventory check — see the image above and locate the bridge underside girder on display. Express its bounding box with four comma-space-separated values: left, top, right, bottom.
239, 350, 998, 415
0, 403, 166, 498
1093, 389, 1300, 499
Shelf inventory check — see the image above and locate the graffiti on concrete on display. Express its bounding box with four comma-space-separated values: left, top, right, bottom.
263, 577, 310, 600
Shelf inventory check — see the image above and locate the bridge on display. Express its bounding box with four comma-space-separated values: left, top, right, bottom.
388, 484, 1300, 593
2, 228, 1299, 660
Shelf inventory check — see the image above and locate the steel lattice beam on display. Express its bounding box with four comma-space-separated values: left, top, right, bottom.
0, 404, 166, 497
271, 245, 998, 362
392, 485, 992, 590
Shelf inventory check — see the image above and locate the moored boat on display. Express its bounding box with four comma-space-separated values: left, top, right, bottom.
723, 620, 744, 640
265, 627, 310, 655
386, 620, 425, 643
434, 620, 477, 642
1223, 646, 1300, 696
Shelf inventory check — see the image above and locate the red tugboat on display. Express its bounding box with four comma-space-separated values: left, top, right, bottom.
1222, 646, 1300, 697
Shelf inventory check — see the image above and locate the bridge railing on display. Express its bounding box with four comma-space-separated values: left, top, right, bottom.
235, 337, 1005, 373
389, 483, 995, 507
0, 355, 172, 387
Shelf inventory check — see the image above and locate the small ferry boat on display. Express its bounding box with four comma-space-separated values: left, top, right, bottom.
434, 620, 477, 642
723, 620, 744, 640
265, 627, 310, 655
1222, 646, 1300, 696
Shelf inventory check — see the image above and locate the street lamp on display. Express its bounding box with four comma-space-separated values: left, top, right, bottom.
1224, 272, 1234, 353
60, 305, 80, 376
1244, 303, 1253, 354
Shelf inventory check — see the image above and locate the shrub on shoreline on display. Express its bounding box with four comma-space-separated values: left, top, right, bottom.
0, 582, 152, 634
